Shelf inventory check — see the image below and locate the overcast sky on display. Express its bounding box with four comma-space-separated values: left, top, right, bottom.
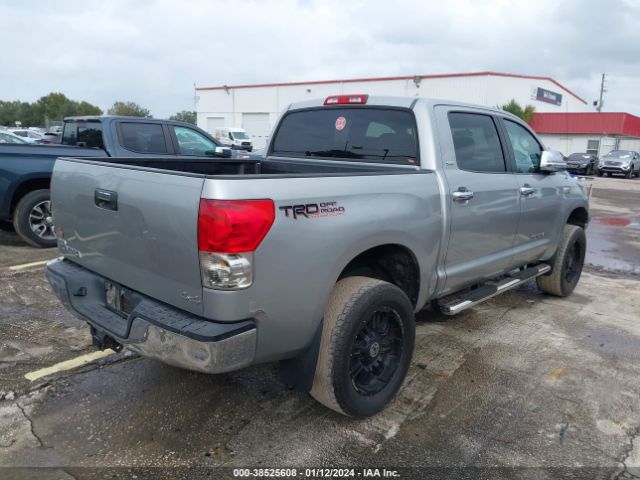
1, 0, 638, 118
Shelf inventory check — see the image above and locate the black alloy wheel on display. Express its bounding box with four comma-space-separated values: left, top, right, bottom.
349, 307, 404, 396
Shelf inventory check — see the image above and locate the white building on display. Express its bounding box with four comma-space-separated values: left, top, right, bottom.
196, 71, 589, 148
531, 112, 640, 157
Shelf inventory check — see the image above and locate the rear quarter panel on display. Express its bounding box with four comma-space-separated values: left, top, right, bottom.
200, 171, 442, 362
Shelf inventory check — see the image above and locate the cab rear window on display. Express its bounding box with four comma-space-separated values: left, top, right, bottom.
62, 121, 104, 149
271, 108, 418, 165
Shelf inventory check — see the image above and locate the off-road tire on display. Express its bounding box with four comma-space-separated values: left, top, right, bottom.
310, 277, 415, 417
536, 224, 586, 297
13, 189, 56, 248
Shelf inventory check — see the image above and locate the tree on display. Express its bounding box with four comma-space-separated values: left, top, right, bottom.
107, 101, 151, 118
0, 93, 102, 127
76, 101, 103, 116
169, 110, 196, 124
500, 99, 536, 124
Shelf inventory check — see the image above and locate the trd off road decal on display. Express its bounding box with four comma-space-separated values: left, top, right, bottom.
279, 201, 345, 219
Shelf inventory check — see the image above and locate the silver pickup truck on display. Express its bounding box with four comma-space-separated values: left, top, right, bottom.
46, 95, 589, 417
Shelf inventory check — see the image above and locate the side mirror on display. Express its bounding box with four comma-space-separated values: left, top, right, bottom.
540, 150, 567, 172
209, 146, 231, 158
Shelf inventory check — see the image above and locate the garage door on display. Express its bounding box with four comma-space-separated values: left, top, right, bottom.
206, 117, 225, 135
242, 113, 271, 149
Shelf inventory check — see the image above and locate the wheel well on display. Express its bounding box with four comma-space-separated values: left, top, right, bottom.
338, 244, 420, 306
10, 178, 50, 217
567, 207, 588, 229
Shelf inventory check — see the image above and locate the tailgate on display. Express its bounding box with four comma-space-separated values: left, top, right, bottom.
51, 159, 205, 316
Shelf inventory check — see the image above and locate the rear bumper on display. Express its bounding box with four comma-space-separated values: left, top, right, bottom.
46, 258, 257, 374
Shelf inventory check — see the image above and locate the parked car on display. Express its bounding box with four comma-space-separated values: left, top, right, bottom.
0, 131, 29, 144
597, 150, 640, 178
0, 116, 232, 247
46, 95, 589, 417
214, 127, 253, 151
39, 132, 62, 144
8, 129, 44, 143
564, 152, 599, 175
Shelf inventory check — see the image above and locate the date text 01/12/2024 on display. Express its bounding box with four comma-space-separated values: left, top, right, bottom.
232, 468, 400, 477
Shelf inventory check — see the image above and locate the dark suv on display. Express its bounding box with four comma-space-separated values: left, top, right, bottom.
565, 152, 599, 175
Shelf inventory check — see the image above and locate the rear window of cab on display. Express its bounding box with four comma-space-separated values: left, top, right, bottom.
271, 107, 419, 165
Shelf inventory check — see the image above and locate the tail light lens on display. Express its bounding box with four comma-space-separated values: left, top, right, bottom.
198, 199, 275, 290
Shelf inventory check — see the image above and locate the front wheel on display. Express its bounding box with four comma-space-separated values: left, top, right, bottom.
12, 189, 57, 248
597, 170, 604, 177
537, 224, 586, 297
310, 277, 415, 417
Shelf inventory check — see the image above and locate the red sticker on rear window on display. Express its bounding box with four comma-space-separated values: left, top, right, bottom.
335, 116, 347, 131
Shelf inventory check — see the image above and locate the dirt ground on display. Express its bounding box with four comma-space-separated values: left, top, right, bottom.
0, 175, 639, 480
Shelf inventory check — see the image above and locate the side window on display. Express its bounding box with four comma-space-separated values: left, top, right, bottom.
120, 123, 168, 154
448, 112, 506, 173
173, 126, 217, 156
503, 120, 543, 174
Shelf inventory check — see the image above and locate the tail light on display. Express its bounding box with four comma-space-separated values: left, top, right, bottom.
197, 199, 274, 290
324, 94, 368, 105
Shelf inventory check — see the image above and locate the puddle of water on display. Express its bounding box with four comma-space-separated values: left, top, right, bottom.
586, 216, 640, 275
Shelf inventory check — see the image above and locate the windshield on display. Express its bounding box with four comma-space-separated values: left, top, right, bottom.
605, 150, 633, 159
231, 131, 249, 139
271, 107, 418, 165
0, 132, 28, 144
568, 153, 591, 160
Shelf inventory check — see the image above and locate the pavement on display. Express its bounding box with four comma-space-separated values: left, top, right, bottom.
0, 175, 639, 479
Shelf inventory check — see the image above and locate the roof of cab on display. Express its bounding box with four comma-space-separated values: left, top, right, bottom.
286, 95, 512, 117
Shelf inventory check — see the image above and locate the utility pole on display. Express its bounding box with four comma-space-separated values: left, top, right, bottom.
597, 73, 606, 112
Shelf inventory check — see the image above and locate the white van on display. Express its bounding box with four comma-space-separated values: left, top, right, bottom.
214, 127, 253, 151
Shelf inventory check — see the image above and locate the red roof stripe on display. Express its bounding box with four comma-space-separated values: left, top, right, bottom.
196, 71, 587, 104
530, 112, 640, 138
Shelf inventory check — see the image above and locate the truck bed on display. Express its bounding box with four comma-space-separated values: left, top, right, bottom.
58, 156, 422, 177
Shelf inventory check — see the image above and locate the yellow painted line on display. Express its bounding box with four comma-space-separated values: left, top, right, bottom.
9, 259, 52, 271
549, 367, 565, 381
25, 349, 115, 382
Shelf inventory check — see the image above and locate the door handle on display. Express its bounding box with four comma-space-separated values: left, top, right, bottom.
94, 189, 118, 211
452, 188, 474, 202
519, 186, 536, 197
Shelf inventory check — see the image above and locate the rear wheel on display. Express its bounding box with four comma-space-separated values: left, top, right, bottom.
12, 189, 57, 248
310, 277, 415, 417
537, 224, 586, 297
